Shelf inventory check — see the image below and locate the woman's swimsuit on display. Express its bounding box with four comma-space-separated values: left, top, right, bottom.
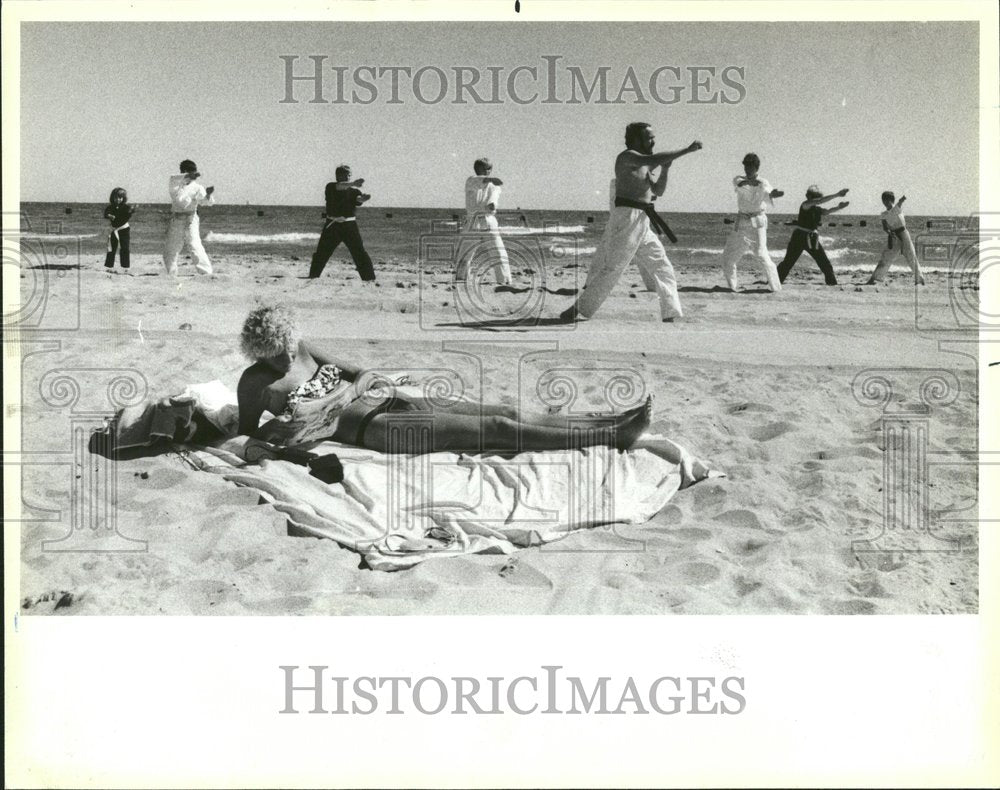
353, 392, 421, 446
281, 364, 344, 417
282, 363, 421, 445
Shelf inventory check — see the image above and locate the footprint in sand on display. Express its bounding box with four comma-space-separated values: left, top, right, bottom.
670, 527, 713, 542
814, 446, 882, 460
204, 488, 264, 508
726, 402, 776, 416
749, 421, 794, 442
693, 483, 728, 508
712, 509, 764, 530
822, 599, 877, 615
421, 557, 495, 586
731, 538, 769, 557
498, 557, 554, 589
134, 467, 187, 490
250, 594, 315, 614
678, 562, 721, 585
733, 575, 763, 597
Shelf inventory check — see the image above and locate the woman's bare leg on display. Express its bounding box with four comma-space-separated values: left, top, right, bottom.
361, 397, 651, 454
438, 400, 635, 428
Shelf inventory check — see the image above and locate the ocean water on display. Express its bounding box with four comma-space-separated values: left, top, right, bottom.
15, 202, 976, 274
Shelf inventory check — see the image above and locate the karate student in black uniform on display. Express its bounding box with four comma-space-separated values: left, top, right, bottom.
103, 187, 136, 271
777, 185, 850, 285
308, 164, 376, 281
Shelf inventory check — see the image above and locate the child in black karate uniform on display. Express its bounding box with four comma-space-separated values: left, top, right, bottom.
103, 187, 136, 271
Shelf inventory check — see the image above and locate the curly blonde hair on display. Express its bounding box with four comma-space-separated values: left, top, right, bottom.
239, 304, 301, 361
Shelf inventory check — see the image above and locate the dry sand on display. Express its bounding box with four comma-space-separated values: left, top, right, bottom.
15, 252, 978, 614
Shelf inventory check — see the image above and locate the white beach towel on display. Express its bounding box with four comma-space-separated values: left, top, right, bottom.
185, 435, 721, 571
164, 381, 722, 570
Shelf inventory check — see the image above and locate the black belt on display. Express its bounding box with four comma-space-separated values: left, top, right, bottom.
614, 197, 677, 243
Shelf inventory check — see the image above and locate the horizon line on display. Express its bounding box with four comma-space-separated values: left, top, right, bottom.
15, 200, 973, 219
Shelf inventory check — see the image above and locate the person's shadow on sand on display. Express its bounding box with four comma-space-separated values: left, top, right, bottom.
678, 284, 773, 294
492, 285, 578, 296
434, 315, 573, 331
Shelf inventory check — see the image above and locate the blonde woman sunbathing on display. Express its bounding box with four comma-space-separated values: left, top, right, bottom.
237, 304, 651, 454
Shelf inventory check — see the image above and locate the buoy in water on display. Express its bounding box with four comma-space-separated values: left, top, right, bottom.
257, 210, 265, 217
859, 220, 867, 227
64, 207, 72, 214
385, 212, 393, 218
587, 216, 594, 223
723, 218, 733, 225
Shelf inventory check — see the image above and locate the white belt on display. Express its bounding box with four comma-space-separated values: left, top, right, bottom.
325, 216, 356, 224
735, 211, 766, 229
107, 223, 129, 251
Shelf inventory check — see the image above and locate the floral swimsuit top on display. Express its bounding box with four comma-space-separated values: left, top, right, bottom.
281, 364, 344, 418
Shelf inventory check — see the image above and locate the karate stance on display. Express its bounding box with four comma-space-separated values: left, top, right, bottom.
865, 191, 925, 286
163, 159, 215, 276
103, 187, 136, 272
308, 164, 376, 281
777, 185, 850, 285
455, 157, 512, 286
560, 123, 701, 323
721, 153, 782, 292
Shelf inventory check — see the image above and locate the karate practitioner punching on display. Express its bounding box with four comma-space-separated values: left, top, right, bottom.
455, 157, 512, 286
560, 123, 701, 323
163, 159, 215, 276
720, 153, 783, 293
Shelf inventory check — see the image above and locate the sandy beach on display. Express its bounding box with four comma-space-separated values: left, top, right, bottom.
13, 249, 978, 616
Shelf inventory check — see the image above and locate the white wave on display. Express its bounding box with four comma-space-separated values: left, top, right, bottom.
205, 231, 319, 244
12, 232, 98, 240
500, 225, 586, 235
680, 246, 850, 260
549, 245, 597, 256
437, 222, 586, 235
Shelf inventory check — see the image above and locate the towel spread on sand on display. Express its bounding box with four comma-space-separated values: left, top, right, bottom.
96, 382, 721, 570
92, 381, 240, 451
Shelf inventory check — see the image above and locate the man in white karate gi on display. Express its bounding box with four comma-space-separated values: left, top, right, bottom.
721, 153, 783, 292
163, 159, 215, 276
455, 157, 512, 286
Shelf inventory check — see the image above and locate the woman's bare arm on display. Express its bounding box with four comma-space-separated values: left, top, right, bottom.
304, 342, 363, 381
803, 188, 849, 208
819, 201, 850, 215
236, 369, 268, 435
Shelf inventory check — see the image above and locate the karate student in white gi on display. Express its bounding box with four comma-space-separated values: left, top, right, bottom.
455, 157, 512, 286
163, 159, 215, 276
865, 191, 926, 285
721, 153, 783, 293
559, 123, 701, 323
